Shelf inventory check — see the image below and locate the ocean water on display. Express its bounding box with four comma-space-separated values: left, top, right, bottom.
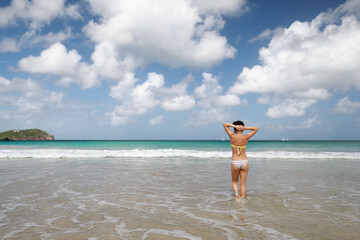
0, 140, 359, 239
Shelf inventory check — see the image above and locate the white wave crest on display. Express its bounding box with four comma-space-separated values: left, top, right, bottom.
0, 149, 359, 160
0, 149, 228, 159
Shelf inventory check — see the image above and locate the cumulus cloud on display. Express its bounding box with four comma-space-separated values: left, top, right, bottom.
109, 72, 138, 101
230, 0, 360, 118
111, 72, 164, 123
334, 97, 360, 113
266, 99, 316, 118
185, 73, 246, 126
109, 71, 247, 125
18, 43, 99, 89
109, 72, 195, 125
0, 0, 80, 29
19, 43, 80, 74
161, 95, 195, 111
84, 0, 243, 79
195, 72, 246, 108
91, 41, 139, 80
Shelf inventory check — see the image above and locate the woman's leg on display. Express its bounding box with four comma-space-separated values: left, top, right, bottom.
239, 163, 249, 199
231, 164, 240, 199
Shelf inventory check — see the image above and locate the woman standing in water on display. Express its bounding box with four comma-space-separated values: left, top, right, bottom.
223, 121, 259, 199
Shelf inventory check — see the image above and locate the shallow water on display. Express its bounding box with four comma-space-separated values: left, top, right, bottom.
0, 156, 359, 240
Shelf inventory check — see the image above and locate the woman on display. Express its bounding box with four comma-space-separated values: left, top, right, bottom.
223, 121, 259, 199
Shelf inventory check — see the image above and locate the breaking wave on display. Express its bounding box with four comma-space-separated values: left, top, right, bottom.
0, 149, 359, 160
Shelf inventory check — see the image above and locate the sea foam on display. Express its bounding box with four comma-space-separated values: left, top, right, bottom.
0, 149, 359, 160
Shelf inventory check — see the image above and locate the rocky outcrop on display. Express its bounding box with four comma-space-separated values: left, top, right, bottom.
1, 137, 14, 141
0, 129, 55, 141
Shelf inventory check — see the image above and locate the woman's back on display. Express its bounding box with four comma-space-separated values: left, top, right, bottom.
230, 133, 248, 160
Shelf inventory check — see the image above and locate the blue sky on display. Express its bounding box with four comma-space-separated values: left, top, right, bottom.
0, 0, 359, 140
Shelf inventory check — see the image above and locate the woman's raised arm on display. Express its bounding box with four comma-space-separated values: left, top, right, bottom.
244, 126, 259, 139
223, 122, 236, 137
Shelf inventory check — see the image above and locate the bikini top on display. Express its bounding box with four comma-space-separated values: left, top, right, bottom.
231, 144, 247, 156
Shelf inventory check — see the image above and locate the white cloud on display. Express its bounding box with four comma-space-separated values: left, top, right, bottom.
0, 75, 64, 117
0, 0, 80, 29
0, 37, 19, 52
19, 43, 80, 74
217, 94, 246, 106
149, 116, 164, 126
109, 72, 138, 101
18, 43, 99, 89
0, 76, 41, 93
158, 74, 195, 98
334, 97, 360, 113
110, 72, 166, 125
248, 28, 273, 43
257, 95, 271, 104
248, 27, 283, 43
91, 41, 139, 80
293, 88, 331, 100
195, 72, 246, 108
84, 0, 242, 74
161, 95, 195, 111
266, 99, 316, 118
0, 23, 71, 53
186, 109, 228, 126
17, 91, 64, 114
301, 115, 321, 129
192, 0, 247, 15
230, 0, 360, 118
0, 76, 105, 136
22, 27, 72, 47
185, 73, 246, 126
110, 72, 195, 125
110, 71, 247, 125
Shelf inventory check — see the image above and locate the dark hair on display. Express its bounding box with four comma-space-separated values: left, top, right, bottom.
233, 120, 244, 133
233, 120, 244, 126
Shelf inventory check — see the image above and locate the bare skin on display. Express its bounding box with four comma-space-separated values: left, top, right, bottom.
223, 122, 259, 199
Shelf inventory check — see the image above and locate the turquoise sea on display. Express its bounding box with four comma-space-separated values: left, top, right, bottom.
1, 139, 360, 150
0, 140, 359, 239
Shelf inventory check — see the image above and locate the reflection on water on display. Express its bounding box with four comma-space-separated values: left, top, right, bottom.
0, 157, 359, 239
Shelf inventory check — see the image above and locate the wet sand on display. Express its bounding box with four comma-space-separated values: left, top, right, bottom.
0, 157, 359, 239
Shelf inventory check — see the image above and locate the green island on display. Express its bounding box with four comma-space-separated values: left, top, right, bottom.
0, 129, 55, 141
